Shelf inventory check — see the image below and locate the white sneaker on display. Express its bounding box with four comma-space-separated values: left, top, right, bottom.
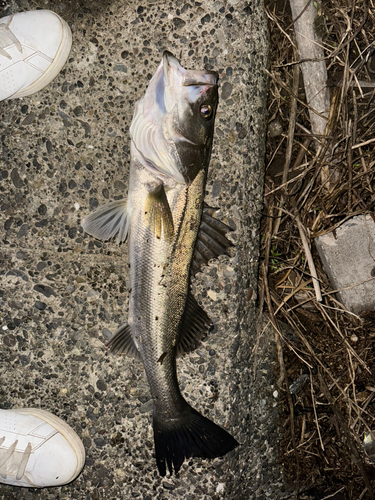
0, 10, 72, 101
0, 408, 85, 488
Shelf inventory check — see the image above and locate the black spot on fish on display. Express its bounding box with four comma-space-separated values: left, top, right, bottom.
157, 352, 167, 365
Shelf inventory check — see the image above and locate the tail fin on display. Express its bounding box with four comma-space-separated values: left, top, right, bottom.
153, 404, 238, 476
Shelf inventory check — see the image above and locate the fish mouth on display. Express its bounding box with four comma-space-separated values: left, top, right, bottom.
163, 51, 218, 88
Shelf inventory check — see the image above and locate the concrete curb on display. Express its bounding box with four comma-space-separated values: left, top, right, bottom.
0, 1, 287, 498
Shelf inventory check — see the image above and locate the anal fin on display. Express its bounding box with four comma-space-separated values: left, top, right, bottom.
106, 323, 141, 359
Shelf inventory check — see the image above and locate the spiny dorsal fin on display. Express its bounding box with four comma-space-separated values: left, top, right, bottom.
81, 198, 130, 244
106, 323, 141, 359
144, 185, 174, 241
176, 292, 213, 356
191, 204, 234, 276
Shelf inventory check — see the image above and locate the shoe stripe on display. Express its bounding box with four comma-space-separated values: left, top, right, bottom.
30, 430, 58, 451
25, 57, 52, 75
0, 43, 53, 66
23, 46, 53, 64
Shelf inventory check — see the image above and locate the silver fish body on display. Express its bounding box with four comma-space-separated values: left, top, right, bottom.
82, 52, 238, 475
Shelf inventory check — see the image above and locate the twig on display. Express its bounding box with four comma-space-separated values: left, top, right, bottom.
264, 162, 312, 196
265, 4, 296, 50
358, 146, 373, 192
311, 209, 368, 238
273, 62, 300, 237
310, 369, 325, 451
337, 80, 375, 88
359, 488, 370, 500
284, 275, 375, 313
283, 63, 300, 191
347, 118, 353, 212
321, 487, 346, 500
352, 136, 375, 149
295, 215, 322, 302
265, 69, 329, 123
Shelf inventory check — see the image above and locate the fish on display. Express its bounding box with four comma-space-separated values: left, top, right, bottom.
82, 51, 238, 476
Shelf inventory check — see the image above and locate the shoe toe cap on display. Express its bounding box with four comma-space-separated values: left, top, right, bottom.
28, 432, 85, 487
9, 10, 66, 59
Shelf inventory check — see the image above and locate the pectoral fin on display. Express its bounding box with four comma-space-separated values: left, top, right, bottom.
191, 204, 234, 276
82, 199, 130, 244
176, 292, 213, 356
144, 185, 174, 241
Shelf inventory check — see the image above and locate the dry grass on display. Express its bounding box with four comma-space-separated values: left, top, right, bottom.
262, 1, 375, 498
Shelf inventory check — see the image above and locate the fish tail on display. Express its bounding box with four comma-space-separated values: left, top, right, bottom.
153, 402, 238, 476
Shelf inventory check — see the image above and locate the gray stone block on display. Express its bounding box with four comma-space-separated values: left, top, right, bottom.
315, 215, 375, 314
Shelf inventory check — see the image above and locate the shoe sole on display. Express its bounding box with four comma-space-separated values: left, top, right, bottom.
16, 408, 85, 485
8, 13, 72, 99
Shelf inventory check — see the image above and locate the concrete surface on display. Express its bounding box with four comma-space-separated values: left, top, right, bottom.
0, 1, 288, 499
315, 214, 375, 314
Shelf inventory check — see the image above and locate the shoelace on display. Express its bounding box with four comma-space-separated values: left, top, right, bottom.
0, 436, 31, 481
0, 17, 23, 60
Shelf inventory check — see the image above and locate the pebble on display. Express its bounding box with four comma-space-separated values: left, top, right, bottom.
35, 301, 47, 311
221, 82, 233, 100
34, 284, 55, 298
11, 168, 23, 188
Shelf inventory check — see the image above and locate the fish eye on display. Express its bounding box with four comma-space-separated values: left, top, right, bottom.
200, 104, 212, 119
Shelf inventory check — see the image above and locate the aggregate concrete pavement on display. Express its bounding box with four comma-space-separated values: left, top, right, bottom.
0, 1, 288, 498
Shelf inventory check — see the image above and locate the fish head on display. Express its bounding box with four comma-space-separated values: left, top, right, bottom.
130, 51, 219, 185
163, 52, 219, 183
